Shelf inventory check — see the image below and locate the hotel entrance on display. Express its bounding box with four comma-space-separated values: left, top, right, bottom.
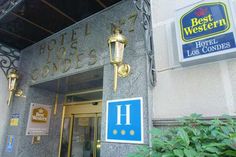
59, 90, 103, 157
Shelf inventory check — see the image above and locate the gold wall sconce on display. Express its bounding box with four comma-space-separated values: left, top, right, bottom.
7, 69, 25, 106
107, 28, 130, 92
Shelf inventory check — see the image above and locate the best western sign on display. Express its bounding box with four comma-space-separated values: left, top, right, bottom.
176, 0, 236, 65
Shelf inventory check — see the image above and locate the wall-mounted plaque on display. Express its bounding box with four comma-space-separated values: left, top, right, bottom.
10, 113, 20, 126
106, 97, 144, 144
6, 135, 14, 153
26, 103, 51, 135
32, 136, 41, 144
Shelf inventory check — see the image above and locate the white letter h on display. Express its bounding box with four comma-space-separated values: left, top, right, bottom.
116, 104, 131, 125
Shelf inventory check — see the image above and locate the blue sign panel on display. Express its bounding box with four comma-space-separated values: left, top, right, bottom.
183, 32, 236, 59
176, 0, 236, 65
6, 135, 14, 153
106, 97, 143, 143
181, 2, 230, 42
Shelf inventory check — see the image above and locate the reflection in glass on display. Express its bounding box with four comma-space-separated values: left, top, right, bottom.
60, 118, 70, 157
96, 117, 101, 157
71, 117, 95, 157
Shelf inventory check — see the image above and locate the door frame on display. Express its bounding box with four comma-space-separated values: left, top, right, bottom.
58, 100, 102, 157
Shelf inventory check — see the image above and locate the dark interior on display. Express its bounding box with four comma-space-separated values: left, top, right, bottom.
0, 0, 121, 50
31, 67, 103, 94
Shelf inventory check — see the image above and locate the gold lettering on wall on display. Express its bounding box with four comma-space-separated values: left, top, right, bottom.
88, 49, 97, 65
31, 69, 40, 81
60, 32, 67, 45
128, 13, 138, 32
47, 39, 57, 51
61, 58, 72, 73
52, 62, 59, 75
39, 43, 46, 55
70, 40, 78, 55
108, 12, 138, 33
32, 12, 138, 81
71, 27, 79, 42
42, 65, 50, 78
47, 39, 57, 63
56, 47, 66, 60
85, 23, 91, 36
75, 53, 84, 69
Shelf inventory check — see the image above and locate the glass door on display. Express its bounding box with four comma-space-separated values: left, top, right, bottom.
71, 114, 101, 157
59, 102, 102, 157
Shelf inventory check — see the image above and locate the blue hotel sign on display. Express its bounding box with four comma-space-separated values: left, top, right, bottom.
106, 97, 143, 144
176, 0, 236, 65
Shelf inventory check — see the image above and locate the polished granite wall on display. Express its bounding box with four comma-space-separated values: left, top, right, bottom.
2, 1, 151, 156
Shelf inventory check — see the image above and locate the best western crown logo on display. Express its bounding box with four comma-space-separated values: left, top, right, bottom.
180, 2, 230, 42
31, 107, 48, 123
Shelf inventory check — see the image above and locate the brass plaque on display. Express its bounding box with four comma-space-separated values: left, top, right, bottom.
26, 103, 52, 135
31, 107, 48, 123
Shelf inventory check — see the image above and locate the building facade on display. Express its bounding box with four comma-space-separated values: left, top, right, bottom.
152, 0, 236, 122
0, 0, 236, 157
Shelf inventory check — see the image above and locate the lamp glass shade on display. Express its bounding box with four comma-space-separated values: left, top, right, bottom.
109, 41, 125, 64
108, 29, 127, 64
9, 78, 17, 91
7, 70, 19, 91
